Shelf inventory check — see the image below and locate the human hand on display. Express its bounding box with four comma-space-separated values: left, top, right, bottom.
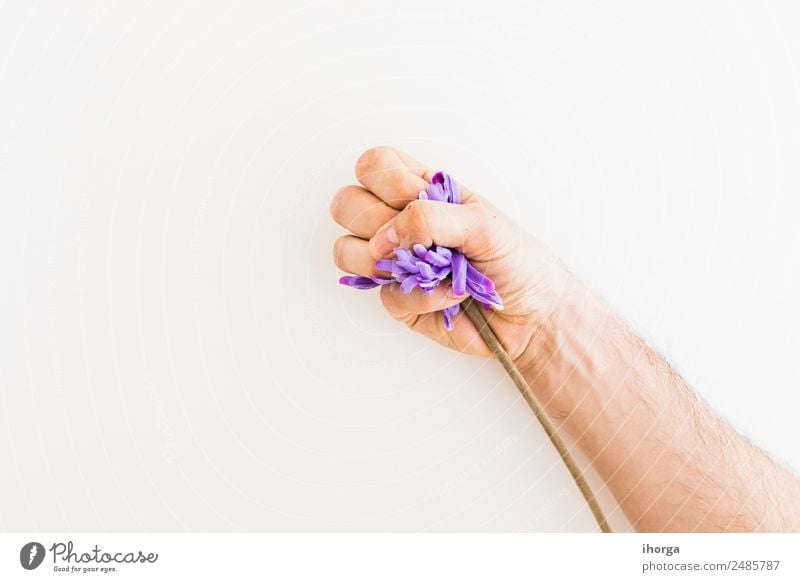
332, 147, 800, 534
331, 146, 576, 364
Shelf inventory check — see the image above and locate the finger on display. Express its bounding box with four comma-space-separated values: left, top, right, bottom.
391, 149, 436, 182
379, 282, 464, 318
382, 301, 492, 358
354, 146, 433, 209
369, 199, 499, 260
376, 147, 478, 202
329, 185, 398, 239
333, 235, 386, 277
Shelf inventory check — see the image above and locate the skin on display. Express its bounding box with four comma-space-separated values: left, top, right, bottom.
331, 146, 800, 532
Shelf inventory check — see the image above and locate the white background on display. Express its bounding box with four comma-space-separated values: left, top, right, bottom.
1, 0, 798, 531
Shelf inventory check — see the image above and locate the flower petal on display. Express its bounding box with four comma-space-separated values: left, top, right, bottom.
425, 249, 450, 267
425, 179, 446, 202
417, 261, 436, 281
342, 172, 501, 330
444, 173, 460, 204
442, 303, 460, 330
467, 281, 504, 309
451, 251, 467, 295
396, 254, 420, 273
435, 246, 452, 261
400, 276, 419, 293
375, 259, 395, 272
466, 262, 496, 292
339, 276, 379, 290
395, 247, 413, 263
432, 265, 451, 279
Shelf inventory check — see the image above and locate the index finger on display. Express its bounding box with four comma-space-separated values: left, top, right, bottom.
354, 146, 434, 209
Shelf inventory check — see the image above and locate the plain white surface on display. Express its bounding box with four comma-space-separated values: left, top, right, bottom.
1, 0, 799, 531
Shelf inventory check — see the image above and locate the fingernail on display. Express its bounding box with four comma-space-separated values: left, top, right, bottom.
372, 225, 399, 257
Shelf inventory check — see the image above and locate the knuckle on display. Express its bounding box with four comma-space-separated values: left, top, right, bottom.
329, 187, 347, 221
355, 146, 389, 180
376, 204, 398, 225
402, 199, 430, 235
332, 236, 347, 267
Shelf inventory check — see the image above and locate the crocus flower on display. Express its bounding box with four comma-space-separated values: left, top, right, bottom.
339, 171, 503, 330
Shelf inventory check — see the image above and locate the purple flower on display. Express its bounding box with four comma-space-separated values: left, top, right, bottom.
338, 171, 503, 330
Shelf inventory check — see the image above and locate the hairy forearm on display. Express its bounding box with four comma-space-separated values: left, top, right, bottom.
516, 281, 800, 532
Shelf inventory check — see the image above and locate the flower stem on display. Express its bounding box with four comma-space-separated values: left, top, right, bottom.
462, 298, 612, 533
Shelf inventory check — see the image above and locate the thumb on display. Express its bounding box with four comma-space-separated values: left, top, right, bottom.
368, 199, 497, 260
